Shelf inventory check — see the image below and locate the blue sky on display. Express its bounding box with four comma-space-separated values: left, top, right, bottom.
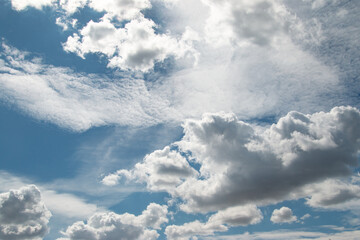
0, 0, 360, 239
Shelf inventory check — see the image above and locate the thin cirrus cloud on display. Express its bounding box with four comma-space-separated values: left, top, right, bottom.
110, 106, 360, 213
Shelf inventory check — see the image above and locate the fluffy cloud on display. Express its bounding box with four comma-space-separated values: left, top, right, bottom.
11, 0, 54, 11
59, 203, 168, 240
305, 178, 360, 210
63, 15, 196, 71
59, 0, 88, 15
113, 106, 360, 213
0, 185, 51, 240
270, 207, 297, 224
165, 205, 262, 240
202, 0, 293, 46
88, 0, 151, 20
103, 146, 198, 192
165, 220, 227, 240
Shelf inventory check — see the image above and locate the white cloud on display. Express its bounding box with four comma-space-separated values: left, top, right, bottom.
202, 228, 360, 240
11, 0, 55, 11
115, 107, 360, 213
0, 185, 52, 240
165, 220, 227, 240
305, 178, 360, 210
0, 171, 99, 220
59, 0, 88, 15
88, 0, 151, 21
165, 205, 262, 240
63, 15, 197, 72
59, 203, 168, 240
201, 0, 292, 46
208, 205, 263, 227
103, 146, 198, 192
270, 207, 297, 224
0, 42, 180, 131
300, 213, 311, 220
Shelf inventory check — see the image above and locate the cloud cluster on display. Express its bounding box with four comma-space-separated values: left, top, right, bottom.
111, 106, 360, 213
64, 15, 196, 71
0, 185, 51, 240
59, 203, 168, 240
270, 207, 297, 224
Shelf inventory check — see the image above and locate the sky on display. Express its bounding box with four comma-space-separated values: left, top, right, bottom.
0, 0, 360, 239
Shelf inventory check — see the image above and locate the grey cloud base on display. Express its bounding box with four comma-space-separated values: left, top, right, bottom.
113, 106, 360, 213
0, 185, 51, 240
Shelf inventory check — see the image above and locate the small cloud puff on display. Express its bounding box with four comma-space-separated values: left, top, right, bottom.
270, 207, 297, 224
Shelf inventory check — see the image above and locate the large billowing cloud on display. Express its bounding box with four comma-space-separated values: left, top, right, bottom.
59, 203, 168, 240
0, 185, 52, 240
111, 106, 360, 213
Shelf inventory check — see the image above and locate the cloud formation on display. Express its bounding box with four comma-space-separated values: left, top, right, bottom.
59, 203, 168, 240
270, 207, 297, 224
0, 185, 51, 240
64, 15, 196, 71
112, 106, 360, 213
11, 0, 54, 11
165, 205, 262, 240
0, 42, 178, 131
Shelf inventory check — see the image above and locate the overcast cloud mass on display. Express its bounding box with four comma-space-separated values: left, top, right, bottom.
1, 0, 360, 239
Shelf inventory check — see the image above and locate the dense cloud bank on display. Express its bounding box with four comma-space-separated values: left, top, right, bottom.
0, 185, 51, 240
110, 106, 360, 212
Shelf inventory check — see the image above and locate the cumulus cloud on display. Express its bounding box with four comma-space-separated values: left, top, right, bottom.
59, 203, 168, 240
165, 220, 227, 240
165, 205, 262, 240
0, 171, 100, 220
11, 0, 55, 11
305, 178, 360, 210
103, 146, 198, 192
113, 107, 360, 213
0, 185, 51, 240
202, 0, 292, 46
270, 207, 297, 224
88, 0, 151, 21
59, 0, 88, 15
63, 15, 197, 72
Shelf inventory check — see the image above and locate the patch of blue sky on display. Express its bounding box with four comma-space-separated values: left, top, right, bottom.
0, 104, 83, 181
